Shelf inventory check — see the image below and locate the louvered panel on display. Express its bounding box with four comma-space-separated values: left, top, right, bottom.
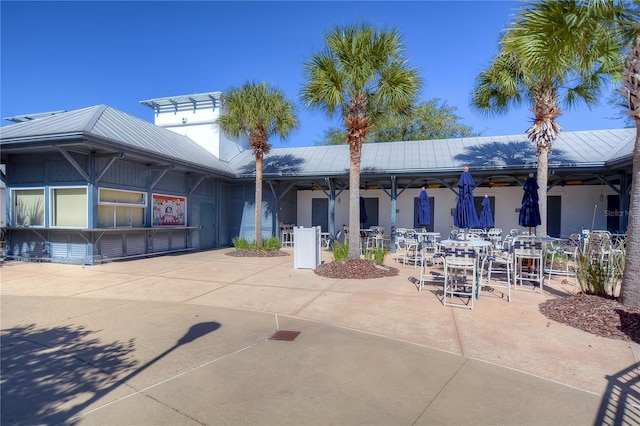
8, 232, 48, 259
170, 231, 187, 250
49, 234, 69, 259
125, 233, 146, 256
69, 233, 89, 260
152, 232, 169, 252
99, 234, 123, 259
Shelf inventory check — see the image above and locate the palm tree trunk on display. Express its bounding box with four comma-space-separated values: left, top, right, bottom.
620, 34, 640, 309
348, 155, 362, 260
537, 149, 548, 236
621, 122, 640, 308
255, 154, 263, 245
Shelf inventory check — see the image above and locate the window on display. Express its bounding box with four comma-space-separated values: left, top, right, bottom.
98, 188, 147, 228
12, 188, 45, 227
51, 187, 88, 227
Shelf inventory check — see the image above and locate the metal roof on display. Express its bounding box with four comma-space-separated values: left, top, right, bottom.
139, 91, 222, 113
4, 110, 67, 123
0, 105, 236, 176
1, 103, 635, 185
228, 128, 636, 178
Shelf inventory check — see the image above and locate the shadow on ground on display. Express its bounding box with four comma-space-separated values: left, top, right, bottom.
0, 321, 220, 425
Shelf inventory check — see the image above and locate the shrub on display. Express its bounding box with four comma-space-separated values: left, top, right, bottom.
232, 236, 282, 251
576, 239, 625, 297
261, 236, 282, 251
332, 241, 349, 262
365, 247, 388, 265
232, 237, 251, 250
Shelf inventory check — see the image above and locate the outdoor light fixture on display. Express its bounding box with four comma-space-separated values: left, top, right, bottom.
599, 181, 605, 202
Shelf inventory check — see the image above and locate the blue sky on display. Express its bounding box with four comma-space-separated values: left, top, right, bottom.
1, 1, 629, 148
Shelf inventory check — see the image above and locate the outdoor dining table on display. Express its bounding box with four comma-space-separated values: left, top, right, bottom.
439, 239, 492, 251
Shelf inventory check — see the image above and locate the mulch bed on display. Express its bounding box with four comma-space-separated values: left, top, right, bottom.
314, 259, 399, 279
225, 249, 289, 257
539, 293, 640, 343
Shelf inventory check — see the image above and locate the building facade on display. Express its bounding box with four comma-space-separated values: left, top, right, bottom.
0, 92, 635, 264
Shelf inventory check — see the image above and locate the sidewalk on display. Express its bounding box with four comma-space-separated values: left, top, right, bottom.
1, 248, 638, 425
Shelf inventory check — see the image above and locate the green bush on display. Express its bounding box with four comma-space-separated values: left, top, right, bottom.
365, 247, 388, 265
576, 239, 625, 297
232, 237, 251, 250
261, 236, 282, 251
332, 241, 349, 262
232, 236, 282, 251
576, 252, 609, 295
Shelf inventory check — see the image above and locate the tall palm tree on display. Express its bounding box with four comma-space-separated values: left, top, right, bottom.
301, 23, 421, 259
613, 0, 640, 307
472, 0, 627, 236
621, 32, 640, 307
217, 81, 298, 245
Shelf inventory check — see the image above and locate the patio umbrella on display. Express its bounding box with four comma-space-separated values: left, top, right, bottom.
453, 166, 480, 234
418, 187, 431, 229
478, 195, 494, 229
359, 196, 368, 227
519, 175, 542, 234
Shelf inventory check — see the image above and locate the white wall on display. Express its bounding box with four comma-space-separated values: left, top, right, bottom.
153, 104, 248, 161
296, 184, 618, 237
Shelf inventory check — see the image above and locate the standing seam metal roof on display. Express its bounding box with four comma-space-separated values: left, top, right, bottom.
1, 105, 635, 178
0, 105, 236, 175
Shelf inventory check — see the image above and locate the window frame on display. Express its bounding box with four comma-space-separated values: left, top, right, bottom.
11, 187, 45, 227
49, 185, 89, 229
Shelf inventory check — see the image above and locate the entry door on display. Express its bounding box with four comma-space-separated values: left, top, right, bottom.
200, 202, 216, 249
607, 195, 621, 234
361, 198, 379, 229
547, 196, 561, 237
311, 198, 328, 232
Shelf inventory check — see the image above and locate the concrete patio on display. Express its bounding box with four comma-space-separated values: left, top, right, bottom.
1, 247, 638, 425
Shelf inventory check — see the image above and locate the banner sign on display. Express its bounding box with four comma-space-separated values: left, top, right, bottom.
152, 194, 186, 226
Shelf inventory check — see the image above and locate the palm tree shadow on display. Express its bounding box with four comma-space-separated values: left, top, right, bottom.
454, 141, 571, 167
1, 321, 220, 425
239, 154, 305, 175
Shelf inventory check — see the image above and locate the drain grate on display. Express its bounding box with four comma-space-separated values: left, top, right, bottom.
269, 330, 301, 341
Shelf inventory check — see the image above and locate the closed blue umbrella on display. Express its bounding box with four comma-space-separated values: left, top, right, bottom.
519, 175, 542, 233
478, 195, 494, 229
454, 166, 480, 230
418, 188, 431, 227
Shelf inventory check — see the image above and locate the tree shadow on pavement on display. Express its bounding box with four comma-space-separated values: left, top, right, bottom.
1, 321, 221, 425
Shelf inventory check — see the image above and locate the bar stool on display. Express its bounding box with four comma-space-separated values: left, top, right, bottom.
512, 235, 544, 293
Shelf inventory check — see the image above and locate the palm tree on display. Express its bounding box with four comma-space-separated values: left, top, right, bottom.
217, 81, 298, 245
621, 32, 640, 307
301, 23, 421, 259
472, 0, 627, 236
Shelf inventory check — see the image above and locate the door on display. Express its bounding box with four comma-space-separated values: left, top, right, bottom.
311, 198, 328, 232
200, 202, 216, 249
547, 196, 561, 237
361, 197, 379, 229
606, 194, 621, 234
